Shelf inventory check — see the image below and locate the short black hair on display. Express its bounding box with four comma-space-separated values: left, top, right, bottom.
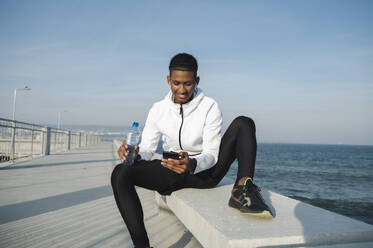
169, 53, 198, 78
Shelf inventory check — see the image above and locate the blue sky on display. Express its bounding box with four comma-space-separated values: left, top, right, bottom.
0, 0, 372, 145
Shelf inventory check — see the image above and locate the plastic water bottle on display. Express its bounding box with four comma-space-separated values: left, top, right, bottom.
124, 122, 141, 166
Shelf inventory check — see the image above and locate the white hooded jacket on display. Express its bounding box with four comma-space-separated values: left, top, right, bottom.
138, 87, 223, 174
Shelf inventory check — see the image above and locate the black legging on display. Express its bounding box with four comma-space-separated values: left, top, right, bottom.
111, 116, 257, 248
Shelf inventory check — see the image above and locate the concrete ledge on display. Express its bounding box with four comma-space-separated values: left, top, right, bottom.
156, 180, 373, 248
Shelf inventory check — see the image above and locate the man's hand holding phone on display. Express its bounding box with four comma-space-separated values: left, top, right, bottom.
161, 151, 189, 174
117, 139, 139, 163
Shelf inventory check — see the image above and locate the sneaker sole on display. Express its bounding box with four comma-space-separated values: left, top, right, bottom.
228, 198, 273, 218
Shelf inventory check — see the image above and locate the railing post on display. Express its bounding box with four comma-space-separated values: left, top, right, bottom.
31, 128, 34, 156
85, 134, 88, 147
53, 131, 55, 153
67, 131, 71, 150
40, 129, 44, 155
42, 127, 51, 155
10, 120, 16, 161
79, 132, 82, 148
41, 127, 46, 155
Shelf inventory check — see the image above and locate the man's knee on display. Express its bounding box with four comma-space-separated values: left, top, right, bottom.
111, 163, 127, 187
233, 116, 256, 133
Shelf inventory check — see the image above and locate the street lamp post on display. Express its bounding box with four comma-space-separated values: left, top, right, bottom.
57, 110, 68, 129
13, 86, 31, 121
10, 86, 31, 161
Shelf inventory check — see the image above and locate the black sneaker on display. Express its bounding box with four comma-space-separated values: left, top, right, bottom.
228, 178, 273, 218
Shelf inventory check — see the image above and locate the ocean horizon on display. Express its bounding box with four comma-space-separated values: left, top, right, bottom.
51, 124, 371, 146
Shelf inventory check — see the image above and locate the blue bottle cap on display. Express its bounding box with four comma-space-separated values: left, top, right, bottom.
132, 122, 139, 127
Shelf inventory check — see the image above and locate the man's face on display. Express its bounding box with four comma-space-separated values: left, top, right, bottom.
167, 70, 199, 104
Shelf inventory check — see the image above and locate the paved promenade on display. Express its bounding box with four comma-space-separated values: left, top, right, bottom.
0, 142, 201, 248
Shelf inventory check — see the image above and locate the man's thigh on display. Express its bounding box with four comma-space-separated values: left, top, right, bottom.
130, 159, 187, 194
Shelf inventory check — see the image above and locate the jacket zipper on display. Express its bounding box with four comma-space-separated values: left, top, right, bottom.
179, 104, 184, 150
178, 104, 201, 157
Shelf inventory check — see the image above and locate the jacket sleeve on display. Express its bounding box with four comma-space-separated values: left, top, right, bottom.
138, 104, 161, 160
193, 102, 222, 174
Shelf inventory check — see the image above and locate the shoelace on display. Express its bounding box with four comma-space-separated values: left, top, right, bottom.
244, 182, 264, 203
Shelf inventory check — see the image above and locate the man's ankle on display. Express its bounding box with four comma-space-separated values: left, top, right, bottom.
232, 177, 252, 194
237, 176, 252, 186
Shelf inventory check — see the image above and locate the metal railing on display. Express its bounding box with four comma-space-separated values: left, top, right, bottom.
0, 118, 101, 162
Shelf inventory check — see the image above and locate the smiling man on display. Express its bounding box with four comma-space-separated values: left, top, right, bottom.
168, 67, 199, 104
111, 53, 272, 248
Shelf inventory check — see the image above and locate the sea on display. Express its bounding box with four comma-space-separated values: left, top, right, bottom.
225, 143, 373, 225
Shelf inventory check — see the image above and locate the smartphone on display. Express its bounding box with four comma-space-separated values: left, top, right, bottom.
162, 151, 181, 160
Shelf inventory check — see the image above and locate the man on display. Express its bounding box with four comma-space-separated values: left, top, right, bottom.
112, 53, 272, 248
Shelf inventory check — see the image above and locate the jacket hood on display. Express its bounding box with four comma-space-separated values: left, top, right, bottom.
165, 87, 205, 117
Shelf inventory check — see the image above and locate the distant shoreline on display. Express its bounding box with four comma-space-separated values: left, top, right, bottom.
20, 123, 371, 146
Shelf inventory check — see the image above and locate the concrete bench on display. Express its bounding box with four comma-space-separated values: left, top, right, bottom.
155, 178, 373, 248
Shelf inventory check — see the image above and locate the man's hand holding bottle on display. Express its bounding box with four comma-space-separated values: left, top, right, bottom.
117, 139, 139, 163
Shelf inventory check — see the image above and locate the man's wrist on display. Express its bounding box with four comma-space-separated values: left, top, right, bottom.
187, 158, 197, 174
136, 154, 142, 161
